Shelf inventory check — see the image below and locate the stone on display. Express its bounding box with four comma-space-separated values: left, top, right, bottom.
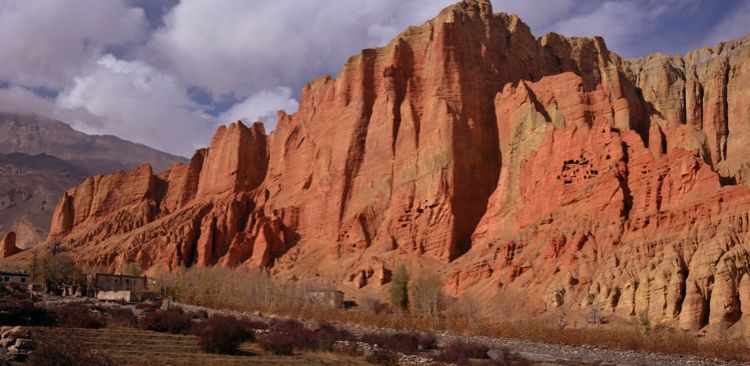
7, 327, 29, 339
15, 0, 750, 333
487, 348, 510, 360
13, 338, 31, 349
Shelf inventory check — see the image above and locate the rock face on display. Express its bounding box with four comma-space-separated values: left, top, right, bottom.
25, 0, 750, 332
0, 153, 88, 248
0, 113, 185, 174
0, 114, 186, 248
1, 232, 21, 258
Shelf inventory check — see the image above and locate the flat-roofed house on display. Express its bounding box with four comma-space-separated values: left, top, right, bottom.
0, 271, 29, 286
87, 273, 154, 302
87, 273, 147, 292
306, 289, 345, 309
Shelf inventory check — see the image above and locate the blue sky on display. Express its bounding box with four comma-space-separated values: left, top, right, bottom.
0, 0, 747, 156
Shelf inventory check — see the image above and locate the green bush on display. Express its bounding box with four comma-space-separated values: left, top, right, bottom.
388, 264, 409, 311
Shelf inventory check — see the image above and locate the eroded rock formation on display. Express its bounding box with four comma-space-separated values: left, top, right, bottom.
24, 0, 750, 332
1, 232, 21, 258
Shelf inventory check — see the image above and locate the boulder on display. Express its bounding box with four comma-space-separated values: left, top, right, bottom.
13, 338, 32, 350
7, 327, 29, 339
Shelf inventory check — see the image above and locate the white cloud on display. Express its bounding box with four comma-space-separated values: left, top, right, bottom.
219, 87, 298, 130
0, 0, 745, 158
144, 0, 455, 98
0, 87, 56, 115
56, 55, 214, 156
0, 0, 146, 89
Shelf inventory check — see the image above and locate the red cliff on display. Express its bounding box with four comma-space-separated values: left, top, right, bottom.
36, 0, 750, 331
1, 232, 22, 258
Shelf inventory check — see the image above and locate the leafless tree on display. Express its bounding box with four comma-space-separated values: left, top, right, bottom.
409, 272, 445, 316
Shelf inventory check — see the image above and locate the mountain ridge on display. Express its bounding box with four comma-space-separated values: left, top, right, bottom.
0, 113, 187, 248
0, 112, 187, 174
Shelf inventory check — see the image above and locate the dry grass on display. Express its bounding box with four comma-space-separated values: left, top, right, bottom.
206, 303, 750, 362
158, 266, 750, 363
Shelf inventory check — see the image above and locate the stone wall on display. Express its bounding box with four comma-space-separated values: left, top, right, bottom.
0, 326, 32, 362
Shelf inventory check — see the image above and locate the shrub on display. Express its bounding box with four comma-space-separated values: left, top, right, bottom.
0, 300, 55, 326
360, 331, 426, 355
28, 338, 116, 366
314, 323, 354, 351
269, 318, 304, 331
188, 310, 209, 319
107, 307, 138, 328
432, 340, 491, 365
50, 305, 105, 329
365, 349, 400, 366
362, 297, 382, 314
194, 315, 251, 354
258, 332, 294, 355
388, 264, 409, 311
239, 319, 269, 330
256, 322, 357, 354
139, 309, 193, 334
283, 327, 318, 350
336, 341, 361, 357
135, 300, 162, 310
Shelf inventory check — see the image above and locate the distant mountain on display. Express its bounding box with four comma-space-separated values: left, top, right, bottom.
0, 113, 187, 248
0, 113, 185, 174
0, 153, 87, 248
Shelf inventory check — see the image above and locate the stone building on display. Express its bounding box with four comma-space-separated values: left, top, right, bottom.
87, 273, 148, 292
86, 273, 155, 302
306, 289, 345, 309
0, 271, 29, 286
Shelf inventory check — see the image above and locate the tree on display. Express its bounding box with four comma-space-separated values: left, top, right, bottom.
389, 264, 409, 311
46, 255, 84, 286
30, 254, 85, 292
122, 262, 142, 276
28, 251, 42, 283
409, 273, 445, 316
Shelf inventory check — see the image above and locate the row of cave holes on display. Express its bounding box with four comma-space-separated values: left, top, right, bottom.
396, 200, 439, 228
338, 201, 442, 241
558, 152, 605, 185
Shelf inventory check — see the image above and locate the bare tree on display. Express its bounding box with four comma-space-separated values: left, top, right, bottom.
409, 272, 445, 316
446, 293, 482, 325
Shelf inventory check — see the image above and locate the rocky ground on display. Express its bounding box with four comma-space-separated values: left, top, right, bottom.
440, 335, 742, 366
0, 326, 32, 363
155, 300, 748, 366
21, 297, 748, 366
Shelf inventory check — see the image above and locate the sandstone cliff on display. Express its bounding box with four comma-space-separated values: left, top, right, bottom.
23, 0, 750, 332
0, 114, 187, 248
1, 232, 21, 258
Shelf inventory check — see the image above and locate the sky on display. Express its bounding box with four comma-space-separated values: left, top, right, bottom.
0, 0, 747, 157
